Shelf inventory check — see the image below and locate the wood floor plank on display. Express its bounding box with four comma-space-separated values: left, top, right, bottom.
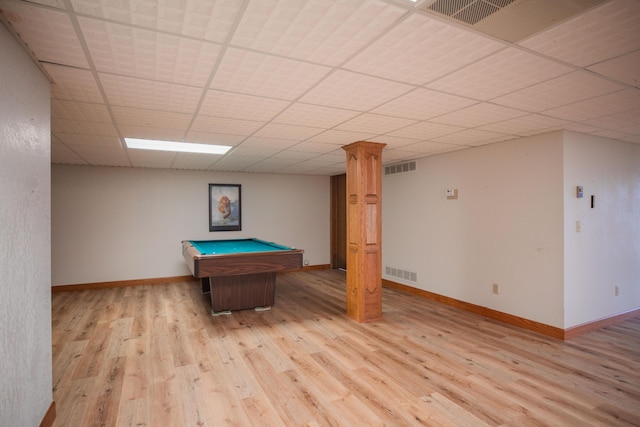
51, 270, 640, 426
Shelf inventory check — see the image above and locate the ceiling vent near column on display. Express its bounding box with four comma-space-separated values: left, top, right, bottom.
419, 0, 607, 42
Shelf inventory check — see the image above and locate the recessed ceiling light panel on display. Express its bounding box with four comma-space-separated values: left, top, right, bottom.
124, 138, 232, 155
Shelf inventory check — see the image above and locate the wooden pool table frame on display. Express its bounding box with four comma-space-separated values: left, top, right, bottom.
182, 239, 303, 314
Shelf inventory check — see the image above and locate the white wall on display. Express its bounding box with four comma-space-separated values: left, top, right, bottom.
563, 132, 640, 328
382, 133, 566, 327
52, 165, 330, 285
0, 24, 52, 427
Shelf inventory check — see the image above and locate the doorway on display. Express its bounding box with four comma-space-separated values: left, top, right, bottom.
330, 174, 346, 270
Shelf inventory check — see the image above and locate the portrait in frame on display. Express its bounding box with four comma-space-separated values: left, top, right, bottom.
209, 184, 241, 231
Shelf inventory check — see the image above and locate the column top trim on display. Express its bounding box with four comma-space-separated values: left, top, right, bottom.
342, 141, 387, 151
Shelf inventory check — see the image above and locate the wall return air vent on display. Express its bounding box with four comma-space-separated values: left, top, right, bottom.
419, 0, 606, 42
386, 266, 418, 283
385, 161, 416, 176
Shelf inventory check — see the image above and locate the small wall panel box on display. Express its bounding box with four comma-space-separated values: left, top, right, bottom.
446, 188, 458, 200
577, 186, 583, 198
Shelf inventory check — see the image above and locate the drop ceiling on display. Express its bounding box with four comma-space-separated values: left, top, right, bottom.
1, 0, 638, 175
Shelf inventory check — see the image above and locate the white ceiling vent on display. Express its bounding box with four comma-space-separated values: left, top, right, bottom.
420, 0, 607, 42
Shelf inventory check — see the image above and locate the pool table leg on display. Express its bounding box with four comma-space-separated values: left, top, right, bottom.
201, 277, 211, 294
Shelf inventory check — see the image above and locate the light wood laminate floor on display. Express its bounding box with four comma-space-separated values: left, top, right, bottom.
51, 269, 640, 426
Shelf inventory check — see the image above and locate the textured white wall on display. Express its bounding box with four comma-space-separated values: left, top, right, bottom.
382, 133, 566, 327
52, 165, 330, 285
563, 132, 640, 328
0, 25, 52, 426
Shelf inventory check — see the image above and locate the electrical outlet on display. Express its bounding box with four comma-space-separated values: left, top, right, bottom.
492, 283, 499, 294
615, 285, 619, 296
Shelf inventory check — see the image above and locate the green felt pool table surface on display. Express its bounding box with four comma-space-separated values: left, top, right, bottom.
189, 238, 295, 255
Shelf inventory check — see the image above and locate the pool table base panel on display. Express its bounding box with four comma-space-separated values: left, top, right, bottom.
208, 272, 276, 313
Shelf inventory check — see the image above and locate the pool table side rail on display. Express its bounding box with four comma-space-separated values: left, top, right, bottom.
182, 241, 303, 278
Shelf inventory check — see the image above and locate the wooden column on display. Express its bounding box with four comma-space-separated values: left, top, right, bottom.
342, 141, 386, 323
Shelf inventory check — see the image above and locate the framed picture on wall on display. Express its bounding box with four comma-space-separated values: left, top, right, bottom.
209, 184, 241, 231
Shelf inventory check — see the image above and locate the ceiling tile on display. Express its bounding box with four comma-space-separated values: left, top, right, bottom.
564, 123, 608, 134
51, 139, 87, 164
0, 1, 88, 68
111, 106, 192, 130
344, 13, 504, 85
431, 103, 527, 128
117, 125, 185, 142
519, 0, 640, 67
190, 116, 264, 136
252, 123, 324, 141
208, 155, 263, 171
51, 100, 111, 123
271, 150, 318, 160
370, 135, 421, 148
243, 157, 302, 173
79, 17, 222, 87
313, 152, 345, 163
54, 134, 121, 147
299, 70, 413, 111
70, 0, 243, 43
492, 71, 624, 112
99, 73, 203, 113
239, 137, 300, 150
210, 48, 331, 100
127, 149, 176, 169
335, 113, 416, 134
229, 145, 282, 157
45, 64, 104, 103
587, 50, 640, 88
478, 114, 570, 136
183, 132, 246, 146
544, 89, 640, 122
52, 119, 118, 137
305, 129, 377, 145
281, 158, 340, 174
388, 122, 463, 140
381, 148, 429, 163
170, 152, 219, 170
372, 88, 477, 121
274, 103, 360, 128
426, 47, 574, 100
289, 141, 343, 154
432, 129, 512, 146
199, 90, 290, 122
584, 110, 640, 135
71, 145, 130, 167
232, 0, 405, 66
399, 140, 463, 154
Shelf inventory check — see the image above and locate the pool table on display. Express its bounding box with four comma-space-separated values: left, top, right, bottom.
182, 238, 303, 314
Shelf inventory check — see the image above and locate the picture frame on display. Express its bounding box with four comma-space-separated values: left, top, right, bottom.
209, 184, 241, 232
